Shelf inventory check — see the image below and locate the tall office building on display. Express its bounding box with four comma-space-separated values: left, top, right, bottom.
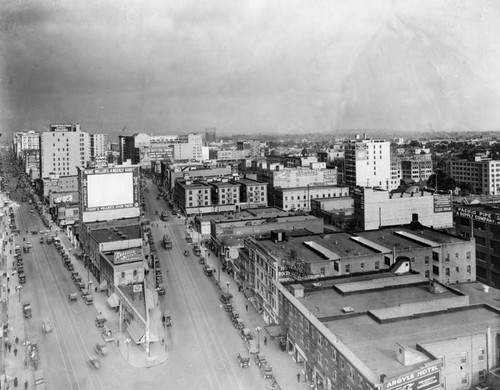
205, 127, 216, 144
90, 133, 108, 165
344, 137, 393, 190
172, 133, 203, 161
40, 123, 90, 178
450, 157, 500, 195
13, 130, 40, 159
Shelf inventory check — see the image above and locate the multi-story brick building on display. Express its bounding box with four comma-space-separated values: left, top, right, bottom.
275, 185, 349, 212
352, 187, 453, 231
242, 222, 475, 324
277, 275, 497, 390
401, 153, 433, 182
455, 203, 500, 288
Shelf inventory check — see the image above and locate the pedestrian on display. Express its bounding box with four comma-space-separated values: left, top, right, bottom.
297, 372, 301, 383
24, 380, 28, 390
95, 286, 97, 293
116, 339, 120, 348
264, 336, 267, 345
15, 336, 19, 345
14, 347, 18, 356
245, 304, 248, 312
13, 377, 17, 388
24, 358, 27, 369
161, 338, 165, 345
8, 342, 11, 353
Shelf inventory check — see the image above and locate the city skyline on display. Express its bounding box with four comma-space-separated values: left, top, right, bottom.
1, 0, 500, 137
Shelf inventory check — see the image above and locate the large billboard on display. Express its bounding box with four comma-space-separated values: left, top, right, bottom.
385, 363, 441, 390
80, 166, 140, 222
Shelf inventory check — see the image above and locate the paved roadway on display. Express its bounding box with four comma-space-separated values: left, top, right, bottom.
141, 179, 268, 390
4, 172, 277, 390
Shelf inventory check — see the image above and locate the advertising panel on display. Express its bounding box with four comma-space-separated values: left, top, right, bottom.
50, 123, 73, 132
80, 166, 140, 223
433, 194, 452, 213
456, 206, 500, 226
114, 248, 143, 265
385, 363, 441, 390
81, 167, 139, 212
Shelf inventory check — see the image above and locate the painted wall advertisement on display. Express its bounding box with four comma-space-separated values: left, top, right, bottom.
433, 194, 452, 213
456, 206, 500, 226
385, 363, 441, 390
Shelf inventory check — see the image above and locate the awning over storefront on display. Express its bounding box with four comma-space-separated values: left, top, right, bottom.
106, 293, 119, 308
98, 280, 107, 291
127, 319, 145, 344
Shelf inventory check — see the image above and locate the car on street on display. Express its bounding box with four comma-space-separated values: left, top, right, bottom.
68, 291, 78, 301
102, 327, 114, 342
42, 319, 53, 333
95, 343, 109, 356
89, 356, 101, 369
203, 265, 213, 276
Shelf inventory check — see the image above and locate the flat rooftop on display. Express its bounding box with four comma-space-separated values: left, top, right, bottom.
299, 280, 455, 319
91, 225, 142, 243
296, 277, 500, 379
360, 225, 466, 246
231, 178, 266, 186
257, 232, 378, 263
197, 207, 296, 222
327, 305, 500, 379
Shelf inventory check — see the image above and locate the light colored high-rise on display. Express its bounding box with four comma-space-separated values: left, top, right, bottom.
40, 123, 90, 178
13, 130, 40, 159
344, 137, 393, 190
172, 133, 203, 161
450, 156, 500, 195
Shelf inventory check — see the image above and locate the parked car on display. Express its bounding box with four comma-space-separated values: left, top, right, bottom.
68, 291, 78, 301
95, 343, 109, 356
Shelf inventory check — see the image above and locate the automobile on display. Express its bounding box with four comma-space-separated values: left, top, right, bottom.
39, 236, 44, 244
68, 291, 78, 301
102, 328, 114, 342
157, 284, 166, 296
42, 319, 53, 333
183, 250, 190, 257
95, 314, 107, 328
95, 343, 109, 356
203, 265, 213, 276
198, 257, 205, 264
246, 338, 260, 354
89, 356, 101, 369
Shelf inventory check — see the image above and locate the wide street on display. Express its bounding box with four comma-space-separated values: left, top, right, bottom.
2, 159, 305, 390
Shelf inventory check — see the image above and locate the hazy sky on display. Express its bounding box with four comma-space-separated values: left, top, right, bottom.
1, 0, 500, 137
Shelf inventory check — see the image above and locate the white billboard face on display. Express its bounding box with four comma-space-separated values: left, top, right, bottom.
87, 172, 134, 208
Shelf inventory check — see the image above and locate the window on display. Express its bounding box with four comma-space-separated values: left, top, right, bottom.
479, 349, 485, 360
445, 268, 450, 276
467, 265, 471, 274
345, 264, 350, 273
360, 262, 364, 269
425, 256, 430, 264
375, 261, 379, 270
460, 352, 467, 363
461, 373, 468, 385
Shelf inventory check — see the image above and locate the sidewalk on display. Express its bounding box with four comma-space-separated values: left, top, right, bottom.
193, 230, 313, 390
1, 205, 32, 390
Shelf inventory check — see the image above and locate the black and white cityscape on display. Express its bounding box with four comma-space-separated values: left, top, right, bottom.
1, 1, 500, 390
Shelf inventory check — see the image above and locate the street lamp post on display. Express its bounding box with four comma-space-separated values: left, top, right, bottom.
256, 326, 262, 350
16, 285, 22, 302
226, 281, 230, 295
125, 338, 131, 361
88, 280, 93, 295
